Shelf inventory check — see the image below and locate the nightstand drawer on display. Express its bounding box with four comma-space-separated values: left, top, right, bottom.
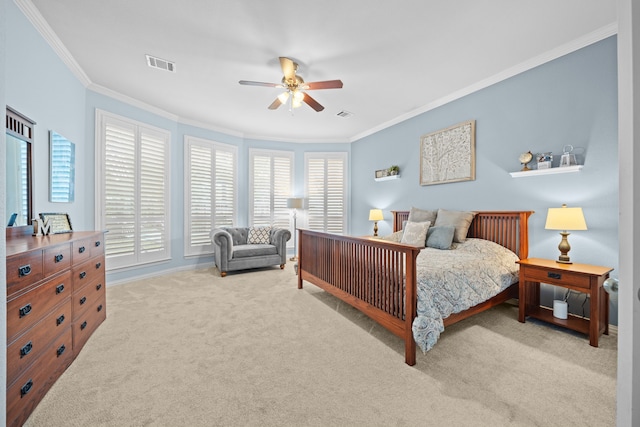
522, 266, 591, 289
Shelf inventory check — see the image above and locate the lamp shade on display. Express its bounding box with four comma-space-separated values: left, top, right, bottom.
286, 197, 304, 209
545, 204, 587, 231
369, 209, 384, 221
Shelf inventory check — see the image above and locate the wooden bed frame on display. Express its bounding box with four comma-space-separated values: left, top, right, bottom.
297, 210, 533, 366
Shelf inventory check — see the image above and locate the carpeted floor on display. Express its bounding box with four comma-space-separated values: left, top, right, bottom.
24, 266, 617, 426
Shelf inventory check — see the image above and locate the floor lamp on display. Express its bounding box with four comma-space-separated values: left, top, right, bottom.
287, 197, 304, 261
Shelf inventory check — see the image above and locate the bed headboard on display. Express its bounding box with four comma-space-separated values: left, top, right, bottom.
391, 210, 533, 259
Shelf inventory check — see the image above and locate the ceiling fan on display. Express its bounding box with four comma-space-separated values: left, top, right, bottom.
239, 57, 343, 112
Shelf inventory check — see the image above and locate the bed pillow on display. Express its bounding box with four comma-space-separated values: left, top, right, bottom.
407, 207, 438, 224
426, 226, 456, 249
248, 226, 272, 244
401, 221, 431, 246
434, 209, 476, 243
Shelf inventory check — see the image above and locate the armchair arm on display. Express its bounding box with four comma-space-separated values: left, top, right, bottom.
211, 229, 234, 272
270, 228, 292, 260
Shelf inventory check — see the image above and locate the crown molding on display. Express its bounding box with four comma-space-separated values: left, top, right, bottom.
15, 0, 92, 87
351, 22, 618, 143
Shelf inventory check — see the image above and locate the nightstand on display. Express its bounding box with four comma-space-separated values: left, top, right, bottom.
517, 258, 613, 347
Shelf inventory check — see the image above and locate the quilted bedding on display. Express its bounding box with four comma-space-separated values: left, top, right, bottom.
411, 238, 520, 352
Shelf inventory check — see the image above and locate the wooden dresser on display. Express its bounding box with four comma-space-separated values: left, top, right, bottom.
5, 229, 106, 427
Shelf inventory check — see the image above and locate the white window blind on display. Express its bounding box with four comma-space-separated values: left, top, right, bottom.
96, 110, 171, 270
184, 136, 237, 256
249, 149, 293, 229
305, 152, 348, 234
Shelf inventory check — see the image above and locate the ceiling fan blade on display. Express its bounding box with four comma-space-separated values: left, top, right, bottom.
279, 57, 297, 82
304, 80, 343, 90
268, 97, 283, 110
303, 93, 324, 112
239, 80, 282, 88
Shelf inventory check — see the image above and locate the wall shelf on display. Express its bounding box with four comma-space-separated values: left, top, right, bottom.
509, 165, 583, 178
374, 174, 401, 182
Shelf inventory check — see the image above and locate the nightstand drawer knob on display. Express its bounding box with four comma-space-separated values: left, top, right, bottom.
547, 272, 562, 280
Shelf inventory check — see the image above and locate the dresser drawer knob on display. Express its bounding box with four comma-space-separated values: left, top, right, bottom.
79, 271, 87, 279
95, 241, 101, 247
79, 296, 87, 305
56, 314, 65, 326
96, 283, 102, 291
18, 264, 31, 277
97, 304, 103, 312
56, 284, 65, 294
19, 303, 32, 318
57, 344, 66, 357
78, 246, 86, 254
20, 379, 33, 397
80, 321, 88, 330
547, 272, 562, 280
20, 341, 33, 358
54, 254, 64, 263
96, 262, 102, 269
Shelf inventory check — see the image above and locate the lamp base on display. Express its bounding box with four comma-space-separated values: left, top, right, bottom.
556, 231, 572, 264
556, 258, 572, 264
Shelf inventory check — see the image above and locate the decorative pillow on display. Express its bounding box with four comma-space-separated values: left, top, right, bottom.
378, 230, 403, 243
426, 226, 456, 249
407, 207, 438, 224
248, 226, 272, 244
434, 209, 476, 243
400, 221, 431, 246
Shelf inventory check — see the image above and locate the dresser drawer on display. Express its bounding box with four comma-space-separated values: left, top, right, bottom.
72, 237, 97, 264
7, 271, 72, 342
73, 292, 106, 352
72, 278, 106, 319
72, 256, 105, 291
522, 265, 591, 289
6, 250, 43, 295
91, 235, 105, 258
6, 328, 74, 427
43, 243, 71, 277
7, 299, 72, 385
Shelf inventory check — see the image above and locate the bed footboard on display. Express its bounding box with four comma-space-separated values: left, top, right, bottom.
297, 230, 422, 365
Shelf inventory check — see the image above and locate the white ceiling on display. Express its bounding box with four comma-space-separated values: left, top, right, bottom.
25, 0, 617, 143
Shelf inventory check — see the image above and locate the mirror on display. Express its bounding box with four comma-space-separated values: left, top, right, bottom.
49, 131, 75, 202
5, 107, 34, 228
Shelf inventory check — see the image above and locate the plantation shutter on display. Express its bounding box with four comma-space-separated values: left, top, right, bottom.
249, 149, 293, 228
305, 152, 348, 234
184, 136, 237, 256
97, 110, 171, 270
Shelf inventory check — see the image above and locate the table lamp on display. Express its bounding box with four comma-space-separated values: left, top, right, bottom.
544, 204, 587, 264
369, 209, 384, 237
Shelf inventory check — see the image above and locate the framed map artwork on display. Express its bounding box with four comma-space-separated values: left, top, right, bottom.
419, 120, 476, 186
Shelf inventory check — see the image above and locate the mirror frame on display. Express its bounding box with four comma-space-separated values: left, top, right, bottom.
6, 106, 35, 235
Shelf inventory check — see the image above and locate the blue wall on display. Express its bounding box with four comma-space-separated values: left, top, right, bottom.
351, 36, 619, 322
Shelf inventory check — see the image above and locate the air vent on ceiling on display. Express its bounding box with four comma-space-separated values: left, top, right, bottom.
146, 54, 176, 73
336, 110, 353, 118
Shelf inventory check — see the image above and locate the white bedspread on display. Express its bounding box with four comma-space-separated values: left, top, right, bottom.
411, 238, 520, 352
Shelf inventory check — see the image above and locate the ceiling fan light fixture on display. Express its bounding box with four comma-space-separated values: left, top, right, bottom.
277, 92, 290, 104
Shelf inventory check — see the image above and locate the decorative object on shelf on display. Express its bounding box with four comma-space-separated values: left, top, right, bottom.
368, 209, 384, 236
39, 212, 73, 234
559, 144, 578, 167
286, 197, 305, 261
388, 165, 400, 176
518, 151, 533, 171
544, 204, 587, 264
536, 152, 553, 169
32, 217, 51, 236
553, 299, 568, 319
420, 120, 475, 186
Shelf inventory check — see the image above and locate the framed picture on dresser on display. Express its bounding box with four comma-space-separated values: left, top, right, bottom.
39, 212, 73, 234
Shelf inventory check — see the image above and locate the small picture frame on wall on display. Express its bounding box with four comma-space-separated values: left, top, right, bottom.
39, 212, 73, 234
536, 152, 553, 169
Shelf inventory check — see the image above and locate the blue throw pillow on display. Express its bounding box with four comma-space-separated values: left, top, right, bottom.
426, 226, 455, 249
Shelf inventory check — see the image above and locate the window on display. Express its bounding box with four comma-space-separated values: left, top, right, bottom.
184, 136, 237, 257
95, 110, 171, 270
305, 152, 348, 234
249, 149, 293, 229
